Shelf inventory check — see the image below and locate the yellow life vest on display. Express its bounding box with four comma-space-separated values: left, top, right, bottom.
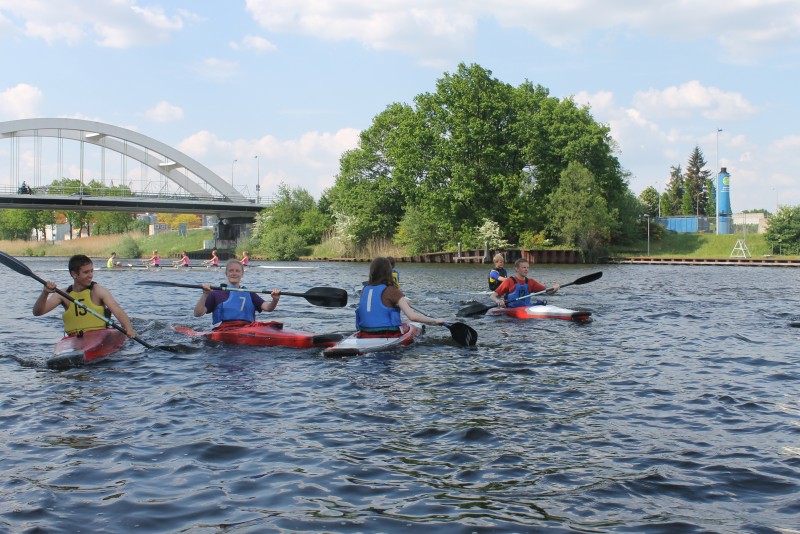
61, 283, 110, 335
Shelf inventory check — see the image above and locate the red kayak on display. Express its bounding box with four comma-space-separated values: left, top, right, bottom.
488, 304, 592, 323
173, 321, 343, 348
48, 328, 129, 370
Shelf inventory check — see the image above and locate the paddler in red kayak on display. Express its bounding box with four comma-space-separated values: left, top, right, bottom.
32, 254, 137, 338
194, 259, 280, 326
357, 257, 446, 336
490, 258, 560, 308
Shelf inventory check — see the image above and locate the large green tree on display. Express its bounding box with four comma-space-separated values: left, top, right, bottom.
765, 205, 800, 255
639, 186, 660, 218
326, 62, 630, 254
252, 183, 332, 256
662, 165, 683, 216
681, 146, 711, 216
546, 162, 617, 261
0, 209, 38, 240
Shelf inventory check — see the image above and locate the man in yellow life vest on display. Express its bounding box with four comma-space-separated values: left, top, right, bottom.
32, 254, 137, 338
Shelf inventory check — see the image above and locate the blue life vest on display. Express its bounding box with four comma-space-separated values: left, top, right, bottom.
356, 284, 402, 330
212, 290, 256, 325
506, 278, 531, 308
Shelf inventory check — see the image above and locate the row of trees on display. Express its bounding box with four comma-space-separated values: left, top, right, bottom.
253, 63, 642, 261
638, 147, 716, 218
0, 178, 148, 240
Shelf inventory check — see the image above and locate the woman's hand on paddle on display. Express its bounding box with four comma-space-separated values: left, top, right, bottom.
263, 288, 281, 312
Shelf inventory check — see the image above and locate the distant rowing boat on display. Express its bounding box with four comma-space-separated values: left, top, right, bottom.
255, 265, 319, 270
53, 264, 318, 272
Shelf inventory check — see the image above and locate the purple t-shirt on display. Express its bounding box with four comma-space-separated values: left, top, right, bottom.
204, 289, 266, 314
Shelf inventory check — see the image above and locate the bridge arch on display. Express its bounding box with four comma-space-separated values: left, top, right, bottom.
0, 118, 245, 201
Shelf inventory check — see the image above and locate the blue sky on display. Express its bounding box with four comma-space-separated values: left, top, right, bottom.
1, 0, 799, 212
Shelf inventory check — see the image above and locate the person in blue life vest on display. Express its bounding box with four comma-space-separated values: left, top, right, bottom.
32, 254, 137, 338
387, 256, 400, 288
488, 253, 508, 291
357, 257, 445, 336
194, 259, 280, 327
490, 258, 560, 308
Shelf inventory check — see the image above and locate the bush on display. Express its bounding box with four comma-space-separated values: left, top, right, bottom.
259, 225, 307, 260
117, 236, 141, 258
519, 230, 552, 249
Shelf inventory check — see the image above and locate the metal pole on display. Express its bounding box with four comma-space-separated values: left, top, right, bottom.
254, 155, 259, 200
231, 159, 237, 188
716, 128, 722, 234
646, 215, 650, 256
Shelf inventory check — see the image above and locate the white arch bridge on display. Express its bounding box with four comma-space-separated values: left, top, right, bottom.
1, 118, 267, 244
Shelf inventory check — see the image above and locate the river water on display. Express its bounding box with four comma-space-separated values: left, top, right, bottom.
1, 257, 798, 533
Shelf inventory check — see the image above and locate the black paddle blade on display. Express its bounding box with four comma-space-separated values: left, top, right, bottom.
287, 287, 348, 308
0, 250, 39, 279
446, 322, 478, 346
570, 271, 603, 286
457, 301, 494, 318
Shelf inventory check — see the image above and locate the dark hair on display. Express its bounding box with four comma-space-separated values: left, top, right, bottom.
514, 258, 530, 269
68, 254, 93, 275
387, 256, 396, 268
368, 257, 395, 286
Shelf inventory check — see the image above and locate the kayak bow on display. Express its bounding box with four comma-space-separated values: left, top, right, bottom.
48, 328, 128, 370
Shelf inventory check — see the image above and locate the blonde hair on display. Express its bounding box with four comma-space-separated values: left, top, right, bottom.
493, 253, 505, 263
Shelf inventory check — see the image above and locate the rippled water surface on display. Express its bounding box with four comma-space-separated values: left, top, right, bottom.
1, 258, 799, 533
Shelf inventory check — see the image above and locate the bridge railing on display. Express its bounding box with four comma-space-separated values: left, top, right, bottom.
0, 184, 275, 205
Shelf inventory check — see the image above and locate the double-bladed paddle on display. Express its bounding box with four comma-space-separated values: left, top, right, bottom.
0, 250, 157, 350
456, 271, 603, 318
136, 280, 349, 308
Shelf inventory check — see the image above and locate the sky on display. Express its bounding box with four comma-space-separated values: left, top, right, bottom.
1, 0, 799, 213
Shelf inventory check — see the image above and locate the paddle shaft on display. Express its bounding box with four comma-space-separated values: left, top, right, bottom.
0, 251, 153, 349
135, 280, 348, 307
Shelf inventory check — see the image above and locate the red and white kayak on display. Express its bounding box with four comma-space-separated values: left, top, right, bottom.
323, 322, 424, 357
488, 304, 592, 323
173, 321, 343, 348
48, 328, 129, 370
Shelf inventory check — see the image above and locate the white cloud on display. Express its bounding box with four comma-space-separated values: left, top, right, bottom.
230, 34, 277, 53
0, 83, 44, 119
244, 0, 800, 63
177, 128, 360, 198
633, 81, 758, 122
0, 0, 190, 47
143, 101, 184, 123
195, 57, 240, 80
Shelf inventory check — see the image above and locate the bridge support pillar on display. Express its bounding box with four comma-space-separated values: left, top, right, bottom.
212, 217, 254, 250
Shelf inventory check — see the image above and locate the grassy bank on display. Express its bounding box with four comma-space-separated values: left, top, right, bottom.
0, 229, 213, 259
612, 232, 796, 259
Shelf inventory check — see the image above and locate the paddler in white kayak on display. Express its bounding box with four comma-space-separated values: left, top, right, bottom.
33, 254, 137, 338
490, 258, 559, 308
194, 259, 280, 327
357, 257, 446, 336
